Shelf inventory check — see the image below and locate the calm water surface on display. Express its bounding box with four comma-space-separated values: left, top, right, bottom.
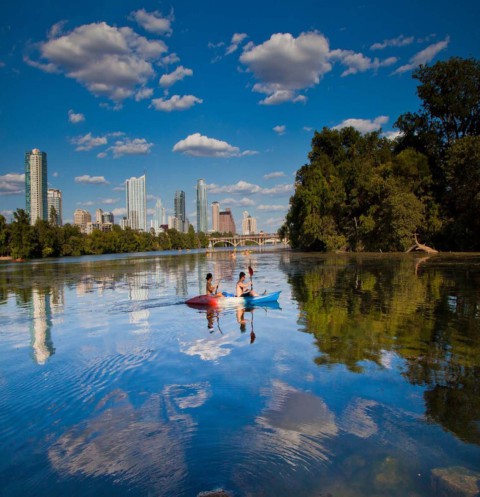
0, 250, 479, 496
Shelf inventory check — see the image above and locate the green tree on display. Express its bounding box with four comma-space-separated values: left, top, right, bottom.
49, 205, 58, 226
395, 57, 480, 194
284, 151, 346, 251
10, 209, 37, 259
442, 136, 480, 250
396, 57, 480, 146
0, 214, 9, 256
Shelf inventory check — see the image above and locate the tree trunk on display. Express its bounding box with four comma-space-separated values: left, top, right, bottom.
406, 234, 438, 254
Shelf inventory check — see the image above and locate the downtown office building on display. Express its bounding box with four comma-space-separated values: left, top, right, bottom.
25, 148, 48, 225
126, 174, 147, 232
196, 179, 208, 233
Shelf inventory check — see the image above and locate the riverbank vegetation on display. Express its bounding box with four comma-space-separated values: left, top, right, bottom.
0, 209, 209, 259
280, 57, 480, 252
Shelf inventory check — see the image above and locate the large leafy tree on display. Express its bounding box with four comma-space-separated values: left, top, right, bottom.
442, 136, 480, 250
395, 57, 480, 191
10, 209, 37, 259
282, 127, 433, 251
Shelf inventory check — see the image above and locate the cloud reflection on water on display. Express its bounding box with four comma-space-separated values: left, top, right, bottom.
49, 382, 211, 493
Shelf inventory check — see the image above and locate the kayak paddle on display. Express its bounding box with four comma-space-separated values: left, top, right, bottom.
248, 265, 254, 290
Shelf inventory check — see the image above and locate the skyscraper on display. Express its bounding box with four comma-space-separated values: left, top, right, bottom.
126, 174, 147, 232
242, 211, 257, 235
25, 148, 48, 225
74, 209, 91, 233
102, 212, 114, 224
95, 208, 104, 223
152, 199, 166, 233
47, 189, 62, 226
196, 179, 208, 233
219, 208, 236, 234
174, 190, 186, 222
212, 201, 220, 232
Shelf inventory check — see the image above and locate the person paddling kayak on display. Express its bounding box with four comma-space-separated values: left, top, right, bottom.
236, 271, 259, 297
206, 273, 222, 297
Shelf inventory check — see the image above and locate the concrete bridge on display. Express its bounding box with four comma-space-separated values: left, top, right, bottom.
208, 233, 289, 248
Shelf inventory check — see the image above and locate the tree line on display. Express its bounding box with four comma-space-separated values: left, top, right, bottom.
0, 209, 209, 259
280, 57, 480, 251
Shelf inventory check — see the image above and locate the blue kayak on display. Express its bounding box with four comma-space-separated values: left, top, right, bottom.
221, 291, 281, 304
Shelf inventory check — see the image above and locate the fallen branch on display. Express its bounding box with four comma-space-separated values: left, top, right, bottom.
406, 234, 438, 254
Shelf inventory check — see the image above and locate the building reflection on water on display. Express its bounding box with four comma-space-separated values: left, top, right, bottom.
30, 288, 55, 365
128, 272, 151, 332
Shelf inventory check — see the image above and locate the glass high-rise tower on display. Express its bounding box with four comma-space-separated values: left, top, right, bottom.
174, 190, 186, 222
126, 174, 147, 232
47, 189, 62, 226
152, 199, 166, 232
25, 149, 48, 225
196, 179, 208, 233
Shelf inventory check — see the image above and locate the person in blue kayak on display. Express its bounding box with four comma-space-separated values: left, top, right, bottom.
236, 271, 259, 297
206, 273, 223, 297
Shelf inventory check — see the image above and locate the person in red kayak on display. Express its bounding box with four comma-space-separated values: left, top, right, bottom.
236, 271, 259, 297
206, 273, 223, 297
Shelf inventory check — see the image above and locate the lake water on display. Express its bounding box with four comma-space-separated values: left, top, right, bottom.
1, 249, 479, 496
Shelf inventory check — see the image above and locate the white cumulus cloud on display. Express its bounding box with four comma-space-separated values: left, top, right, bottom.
261, 184, 294, 195
257, 204, 288, 212
173, 133, 256, 157
207, 181, 292, 196
393, 37, 450, 74
370, 35, 415, 50
219, 197, 256, 207
159, 65, 193, 87
333, 116, 389, 133
240, 31, 332, 104
226, 33, 248, 55
260, 91, 306, 105
107, 138, 153, 158
135, 87, 154, 101
273, 125, 286, 135
26, 21, 169, 102
208, 181, 262, 194
161, 53, 180, 65
75, 175, 109, 185
130, 9, 174, 36
0, 173, 25, 195
112, 207, 127, 217
330, 49, 397, 76
71, 133, 107, 151
151, 94, 202, 112
68, 109, 85, 123
383, 130, 403, 140
264, 172, 286, 180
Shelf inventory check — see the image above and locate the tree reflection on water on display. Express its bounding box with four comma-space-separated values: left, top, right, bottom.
280, 253, 480, 445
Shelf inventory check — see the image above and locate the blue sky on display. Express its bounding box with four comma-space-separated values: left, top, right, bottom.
1, 0, 479, 231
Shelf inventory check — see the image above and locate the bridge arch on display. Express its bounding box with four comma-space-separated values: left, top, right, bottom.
211, 240, 236, 247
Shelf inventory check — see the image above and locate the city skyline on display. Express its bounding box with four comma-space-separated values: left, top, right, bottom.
1, 1, 479, 231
